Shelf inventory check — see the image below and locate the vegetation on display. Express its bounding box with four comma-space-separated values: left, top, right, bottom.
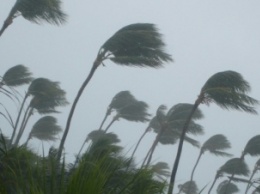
1, 1, 260, 194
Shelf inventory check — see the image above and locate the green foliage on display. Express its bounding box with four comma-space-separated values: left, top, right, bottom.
216, 180, 239, 194
101, 23, 173, 68
243, 135, 260, 157
201, 71, 259, 114
1, 65, 33, 87
219, 158, 250, 176
16, 0, 67, 25
178, 180, 198, 194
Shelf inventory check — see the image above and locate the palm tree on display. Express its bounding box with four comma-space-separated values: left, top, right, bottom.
144, 103, 203, 167
0, 0, 67, 37
98, 91, 136, 130
217, 180, 239, 194
11, 78, 68, 146
24, 116, 62, 146
208, 158, 250, 194
151, 162, 170, 181
57, 23, 173, 161
168, 71, 258, 194
188, 134, 232, 193
104, 100, 150, 133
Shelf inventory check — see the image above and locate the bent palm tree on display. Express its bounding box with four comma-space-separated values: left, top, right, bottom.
188, 134, 232, 193
11, 78, 68, 146
24, 116, 62, 146
0, 0, 67, 37
104, 100, 150, 133
57, 23, 173, 160
144, 103, 203, 166
208, 158, 250, 194
245, 159, 260, 194
168, 71, 258, 194
98, 91, 136, 130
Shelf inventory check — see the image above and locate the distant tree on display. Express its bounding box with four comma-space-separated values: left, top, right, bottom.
217, 180, 239, 194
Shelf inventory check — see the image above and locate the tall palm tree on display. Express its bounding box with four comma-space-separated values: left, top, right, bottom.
57, 23, 173, 161
144, 103, 203, 167
98, 91, 136, 130
0, 0, 67, 37
208, 158, 250, 194
217, 180, 239, 194
11, 78, 68, 146
188, 134, 232, 193
168, 71, 258, 194
24, 116, 62, 146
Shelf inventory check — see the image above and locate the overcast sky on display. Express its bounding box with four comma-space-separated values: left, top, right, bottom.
1, 1, 260, 193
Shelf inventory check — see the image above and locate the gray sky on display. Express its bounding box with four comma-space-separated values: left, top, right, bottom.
1, 1, 260, 193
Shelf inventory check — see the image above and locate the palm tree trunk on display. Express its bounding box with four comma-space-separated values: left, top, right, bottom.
10, 93, 29, 145
0, 2, 19, 37
245, 168, 257, 194
57, 57, 102, 161
145, 126, 167, 167
98, 109, 111, 130
168, 100, 200, 194
130, 126, 150, 160
13, 107, 33, 146
104, 116, 118, 133
208, 173, 219, 194
73, 140, 87, 168
187, 151, 203, 194
141, 146, 152, 167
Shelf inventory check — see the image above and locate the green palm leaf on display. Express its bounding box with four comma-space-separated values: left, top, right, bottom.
201, 134, 232, 156
86, 130, 120, 144
151, 162, 170, 180
101, 23, 173, 68
201, 71, 258, 114
243, 135, 260, 157
178, 181, 198, 194
16, 0, 67, 25
108, 91, 136, 110
28, 116, 62, 142
219, 158, 250, 176
1, 65, 33, 87
217, 180, 239, 194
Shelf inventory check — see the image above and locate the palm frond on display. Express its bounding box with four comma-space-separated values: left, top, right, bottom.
118, 100, 150, 122
216, 180, 239, 194
16, 0, 67, 25
101, 23, 173, 68
86, 130, 120, 144
219, 158, 250, 176
29, 116, 62, 142
1, 65, 33, 86
201, 71, 258, 114
108, 90, 136, 110
243, 135, 260, 157
151, 162, 170, 180
202, 134, 232, 155
178, 180, 199, 194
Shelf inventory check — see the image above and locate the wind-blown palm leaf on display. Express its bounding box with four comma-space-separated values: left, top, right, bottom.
16, 0, 67, 25
27, 116, 62, 142
1, 65, 33, 87
151, 162, 170, 181
28, 78, 68, 113
117, 100, 150, 122
101, 23, 173, 68
201, 71, 258, 114
178, 181, 198, 194
86, 130, 120, 144
108, 91, 136, 111
243, 135, 260, 157
201, 134, 232, 155
217, 180, 239, 194
219, 158, 250, 176
245, 158, 260, 194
